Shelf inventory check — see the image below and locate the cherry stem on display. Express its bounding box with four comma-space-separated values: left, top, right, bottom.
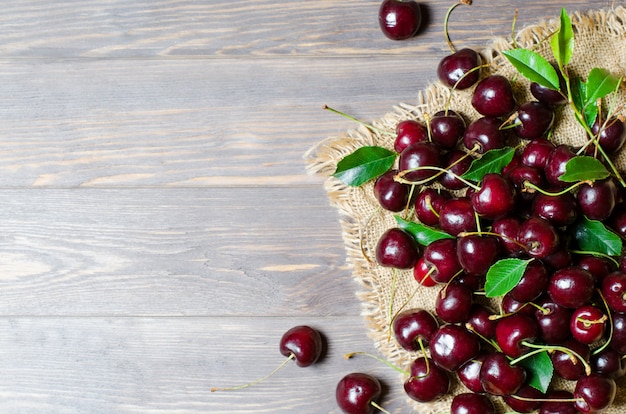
443, 0, 472, 53
509, 395, 584, 404
592, 289, 614, 356
523, 180, 590, 197
521, 341, 592, 375
509, 347, 548, 366
344, 351, 410, 376
458, 230, 529, 251
570, 250, 620, 268
444, 63, 491, 110
210, 353, 296, 392
418, 337, 431, 377
370, 401, 392, 414
395, 166, 481, 191
465, 323, 502, 353
323, 105, 393, 137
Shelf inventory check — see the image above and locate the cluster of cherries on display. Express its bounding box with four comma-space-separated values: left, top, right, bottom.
366, 19, 626, 414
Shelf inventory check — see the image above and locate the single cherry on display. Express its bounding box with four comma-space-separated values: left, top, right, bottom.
544, 144, 576, 188
450, 392, 495, 414
479, 352, 526, 396
495, 314, 539, 358
440, 149, 473, 190
423, 238, 461, 284
398, 141, 442, 183
531, 191, 579, 227
590, 115, 626, 154
392, 308, 439, 351
551, 338, 590, 381
456, 234, 501, 276
471, 75, 516, 117
430, 110, 467, 149
573, 374, 616, 413
394, 119, 428, 153
534, 295, 572, 344
438, 48, 482, 90
373, 169, 411, 212
429, 324, 480, 372
503, 384, 545, 413
577, 177, 619, 221
336, 372, 385, 414
435, 282, 474, 323
601, 271, 626, 313
513, 101, 555, 139
378, 0, 422, 41
470, 173, 516, 220
414, 188, 451, 226
463, 116, 508, 153
509, 260, 549, 303
591, 348, 626, 379
517, 216, 560, 259
548, 266, 595, 309
438, 197, 477, 236
521, 138, 556, 170
403, 356, 451, 403
375, 227, 419, 269
413, 257, 438, 287
570, 305, 607, 344
458, 351, 489, 393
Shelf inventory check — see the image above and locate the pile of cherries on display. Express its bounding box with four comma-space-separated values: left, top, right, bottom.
365, 20, 626, 414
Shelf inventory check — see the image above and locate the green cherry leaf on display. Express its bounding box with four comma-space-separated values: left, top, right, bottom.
558, 156, 610, 182
518, 351, 554, 394
461, 147, 515, 183
485, 258, 533, 298
333, 146, 396, 186
502, 48, 560, 90
551, 8, 574, 68
585, 68, 621, 105
571, 76, 587, 114
574, 216, 623, 257
395, 215, 454, 246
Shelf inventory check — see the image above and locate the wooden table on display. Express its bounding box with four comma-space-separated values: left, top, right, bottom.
0, 1, 617, 412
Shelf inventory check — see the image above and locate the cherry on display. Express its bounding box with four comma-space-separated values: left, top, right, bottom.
495, 314, 539, 358
413, 257, 438, 287
590, 115, 626, 154
435, 282, 474, 323
517, 216, 559, 259
509, 260, 549, 303
610, 313, 626, 354
470, 173, 516, 220
534, 296, 573, 344
211, 325, 323, 392
467, 304, 497, 339
479, 352, 526, 396
601, 271, 626, 313
577, 177, 619, 221
609, 206, 626, 239
502, 291, 535, 317
391, 308, 439, 352
531, 191, 578, 227
551, 338, 591, 381
336, 372, 384, 414
378, 0, 422, 41
373, 169, 411, 212
506, 164, 544, 203
513, 101, 555, 139
491, 216, 524, 256
456, 234, 501, 276
570, 305, 607, 344
440, 149, 473, 190
450, 392, 495, 414
437, 48, 482, 90
429, 324, 480, 372
394, 119, 428, 153
430, 110, 467, 149
530, 68, 567, 106
471, 75, 516, 117
423, 238, 461, 284
539, 390, 579, 414
520, 138, 556, 170
398, 141, 442, 183
542, 243, 574, 271
579, 255, 615, 284
414, 188, 451, 226
591, 348, 626, 379
403, 356, 451, 403
375, 227, 419, 269
458, 351, 489, 393
548, 266, 595, 309
503, 384, 545, 413
438, 197, 477, 236
544, 144, 576, 188
574, 374, 616, 413
463, 116, 508, 153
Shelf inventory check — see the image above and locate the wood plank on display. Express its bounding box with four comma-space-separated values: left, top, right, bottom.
0, 316, 410, 413
0, 187, 362, 317
0, 1, 610, 58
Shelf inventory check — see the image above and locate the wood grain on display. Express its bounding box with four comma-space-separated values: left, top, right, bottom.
0, 0, 618, 413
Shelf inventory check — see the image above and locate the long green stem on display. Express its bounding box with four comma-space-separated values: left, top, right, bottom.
395, 166, 481, 190
344, 352, 409, 376
323, 105, 393, 137
522, 341, 591, 375
210, 353, 296, 392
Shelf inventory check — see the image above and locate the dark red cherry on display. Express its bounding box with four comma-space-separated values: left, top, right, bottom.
394, 119, 428, 153
336, 372, 382, 414
450, 392, 495, 414
544, 144, 576, 188
471, 75, 516, 117
378, 0, 422, 41
601, 271, 626, 313
456, 234, 501, 276
548, 266, 595, 309
610, 313, 626, 354
503, 384, 545, 413
531, 191, 579, 227
495, 314, 539, 358
375, 227, 419, 269
574, 374, 616, 413
403, 357, 451, 403
531, 82, 567, 106
439, 197, 477, 236
502, 292, 535, 317
551, 338, 590, 381
437, 48, 482, 90
440, 149, 473, 190
423, 238, 461, 284
491, 216, 524, 256
435, 282, 473, 323
540, 390, 578, 414
571, 305, 607, 344
479, 352, 526, 396
373, 169, 411, 212
398, 141, 442, 183
413, 257, 438, 287
279, 325, 323, 367
430, 111, 467, 149
591, 348, 626, 379
514, 101, 555, 139
392, 308, 439, 351
590, 115, 626, 154
577, 177, 619, 221
521, 138, 556, 170
509, 260, 549, 303
610, 206, 626, 239
534, 296, 572, 344
517, 216, 559, 259
463, 116, 508, 153
505, 164, 544, 203
458, 351, 489, 393
578, 255, 615, 284
470, 173, 516, 220
414, 188, 451, 226
430, 324, 480, 372
467, 304, 497, 339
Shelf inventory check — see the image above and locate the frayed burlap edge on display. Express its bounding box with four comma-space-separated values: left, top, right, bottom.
305, 6, 626, 414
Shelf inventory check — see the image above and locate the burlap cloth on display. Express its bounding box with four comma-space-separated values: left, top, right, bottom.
306, 6, 626, 414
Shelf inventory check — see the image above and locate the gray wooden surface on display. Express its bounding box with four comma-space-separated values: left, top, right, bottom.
0, 1, 617, 413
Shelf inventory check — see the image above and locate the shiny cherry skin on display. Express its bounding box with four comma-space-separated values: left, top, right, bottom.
429, 324, 480, 372
479, 352, 526, 396
392, 308, 439, 351
602, 271, 626, 313
517, 216, 560, 259
521, 138, 556, 170
495, 314, 539, 358
463, 116, 508, 153
336, 372, 382, 414
579, 255, 615, 284
439, 197, 477, 236
531, 82, 567, 106
570, 305, 607, 344
548, 266, 595, 309
471, 75, 516, 117
551, 338, 590, 381
514, 101, 555, 139
574, 374, 617, 413
413, 257, 438, 287
591, 348, 626, 379
503, 384, 545, 413
435, 282, 474, 323
430, 110, 467, 149
590, 115, 626, 154
509, 260, 549, 303
531, 191, 579, 227
534, 295, 572, 344
450, 392, 495, 414
440, 149, 473, 190
373, 169, 411, 212
458, 351, 489, 393
423, 238, 461, 284
467, 304, 497, 339
577, 177, 619, 221
437, 48, 482, 90
394, 119, 428, 153
470, 173, 516, 220
403, 356, 451, 403
378, 0, 422, 41
456, 234, 501, 276
540, 390, 579, 414
491, 216, 524, 256
610, 313, 626, 354
398, 141, 442, 183
375, 227, 419, 269
279, 325, 323, 367
544, 144, 576, 188
505, 164, 544, 203
414, 188, 451, 226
